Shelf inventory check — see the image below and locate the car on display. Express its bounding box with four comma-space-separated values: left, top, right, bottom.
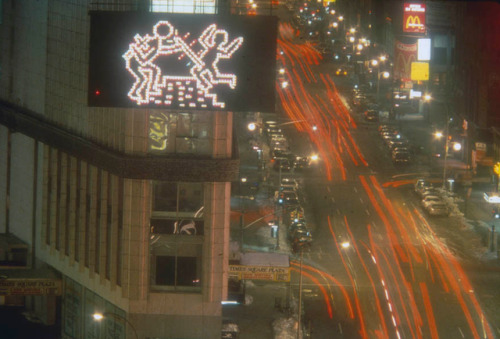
293, 156, 310, 171
289, 227, 312, 242
273, 157, 292, 172
289, 207, 306, 223
379, 127, 398, 136
276, 190, 299, 206
391, 147, 410, 156
290, 228, 313, 252
425, 202, 449, 216
281, 176, 297, 185
335, 67, 348, 76
392, 151, 411, 165
389, 138, 409, 148
421, 195, 443, 208
380, 130, 399, 139
420, 188, 439, 199
352, 94, 367, 106
364, 110, 379, 122
288, 222, 307, 239
271, 149, 292, 160
279, 183, 297, 193
415, 179, 432, 193
270, 139, 289, 150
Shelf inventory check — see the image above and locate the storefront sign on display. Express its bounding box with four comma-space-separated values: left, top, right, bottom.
229, 265, 290, 282
0, 279, 62, 296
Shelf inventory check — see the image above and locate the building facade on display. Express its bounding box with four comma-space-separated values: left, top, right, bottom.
0, 1, 239, 338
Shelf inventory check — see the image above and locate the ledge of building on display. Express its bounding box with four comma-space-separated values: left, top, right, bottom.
0, 100, 239, 182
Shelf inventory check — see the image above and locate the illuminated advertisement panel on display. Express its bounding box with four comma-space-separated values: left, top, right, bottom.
417, 38, 431, 61
403, 3, 426, 34
411, 62, 429, 81
394, 40, 417, 82
88, 12, 278, 112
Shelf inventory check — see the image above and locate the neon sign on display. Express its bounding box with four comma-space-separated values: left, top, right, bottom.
88, 12, 278, 111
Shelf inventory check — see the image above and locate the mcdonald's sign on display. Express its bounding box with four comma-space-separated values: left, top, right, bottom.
403, 3, 426, 33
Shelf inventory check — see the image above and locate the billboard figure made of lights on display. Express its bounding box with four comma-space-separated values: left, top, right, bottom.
123, 21, 243, 109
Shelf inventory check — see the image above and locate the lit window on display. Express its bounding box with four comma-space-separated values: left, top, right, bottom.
149, 112, 212, 155
151, 0, 216, 14
150, 182, 204, 292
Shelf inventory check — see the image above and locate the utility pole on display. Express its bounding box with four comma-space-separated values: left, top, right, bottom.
297, 248, 303, 339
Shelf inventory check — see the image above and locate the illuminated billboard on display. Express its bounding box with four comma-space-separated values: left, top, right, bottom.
411, 62, 429, 81
417, 38, 431, 61
403, 3, 426, 34
88, 12, 278, 112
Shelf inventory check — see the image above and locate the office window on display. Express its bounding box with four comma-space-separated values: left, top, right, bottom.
150, 181, 204, 292
151, 237, 203, 292
149, 112, 212, 155
152, 182, 204, 216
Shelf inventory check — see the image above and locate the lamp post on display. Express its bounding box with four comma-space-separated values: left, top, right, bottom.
435, 114, 453, 190
93, 312, 139, 339
296, 247, 304, 339
371, 56, 389, 102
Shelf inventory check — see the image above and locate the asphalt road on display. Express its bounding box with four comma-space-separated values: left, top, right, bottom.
238, 9, 499, 338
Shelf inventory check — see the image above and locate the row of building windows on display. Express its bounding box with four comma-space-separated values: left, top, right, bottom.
43, 151, 205, 293
43, 147, 123, 286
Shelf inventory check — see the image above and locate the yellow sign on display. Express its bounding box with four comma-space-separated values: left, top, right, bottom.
411, 62, 429, 81
494, 162, 500, 176
229, 265, 290, 282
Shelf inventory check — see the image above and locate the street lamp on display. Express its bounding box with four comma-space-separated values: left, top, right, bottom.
371, 57, 389, 101
93, 312, 139, 339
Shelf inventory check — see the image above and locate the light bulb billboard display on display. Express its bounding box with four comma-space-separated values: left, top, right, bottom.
88, 12, 278, 112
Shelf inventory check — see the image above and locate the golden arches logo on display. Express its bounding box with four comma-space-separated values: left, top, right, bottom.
395, 48, 416, 80
405, 15, 422, 29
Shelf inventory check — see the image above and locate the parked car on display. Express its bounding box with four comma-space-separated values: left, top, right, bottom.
288, 222, 308, 240
273, 157, 292, 172
392, 151, 411, 165
364, 110, 379, 122
417, 185, 436, 198
425, 202, 449, 216
415, 179, 432, 194
421, 195, 443, 208
388, 139, 410, 151
276, 190, 299, 206
293, 156, 310, 171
